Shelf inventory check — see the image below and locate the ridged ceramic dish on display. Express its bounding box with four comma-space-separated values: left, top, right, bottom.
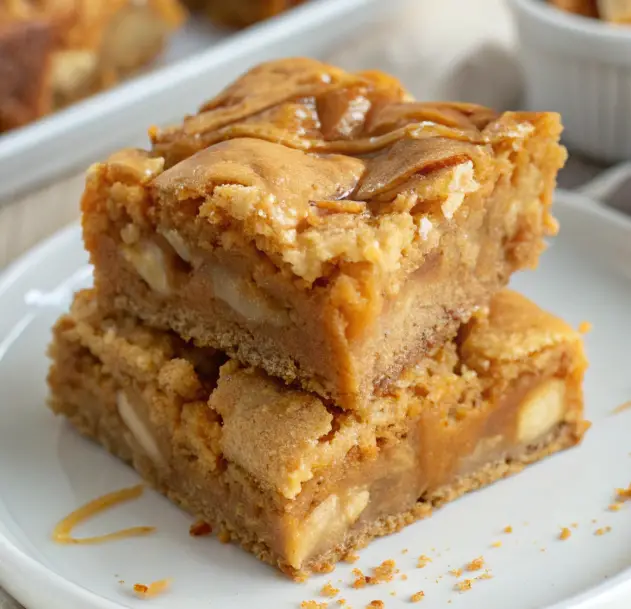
510, 0, 631, 163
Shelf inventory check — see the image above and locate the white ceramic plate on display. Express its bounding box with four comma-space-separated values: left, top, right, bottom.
0, 190, 630, 609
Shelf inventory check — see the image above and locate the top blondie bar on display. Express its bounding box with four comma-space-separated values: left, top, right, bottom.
82, 58, 566, 412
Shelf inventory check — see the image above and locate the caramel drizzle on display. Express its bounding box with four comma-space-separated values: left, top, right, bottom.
612, 401, 631, 415
52, 484, 155, 545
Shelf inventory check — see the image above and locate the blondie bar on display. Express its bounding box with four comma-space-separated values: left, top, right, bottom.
48, 289, 588, 577
0, 0, 185, 132
82, 58, 566, 411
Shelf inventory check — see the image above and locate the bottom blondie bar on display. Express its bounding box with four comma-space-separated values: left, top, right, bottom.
47, 290, 588, 578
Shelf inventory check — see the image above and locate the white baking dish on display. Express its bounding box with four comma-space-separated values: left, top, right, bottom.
510, 0, 631, 163
0, 0, 382, 201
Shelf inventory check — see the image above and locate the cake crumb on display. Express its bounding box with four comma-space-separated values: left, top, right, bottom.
337, 600, 346, 606
411, 591, 425, 602
491, 541, 502, 548
344, 553, 360, 564
595, 526, 612, 536
295, 573, 309, 584
118, 580, 124, 584
217, 529, 231, 543
400, 574, 408, 581
571, 523, 578, 529
189, 520, 212, 536
133, 579, 171, 598
416, 555, 432, 569
609, 503, 623, 512
559, 527, 572, 540
454, 579, 473, 592
321, 583, 339, 598
477, 571, 493, 581
389, 591, 396, 597
503, 526, 513, 534
612, 401, 631, 415
365, 560, 397, 585
465, 557, 485, 572
578, 321, 592, 334
449, 568, 463, 577
616, 484, 631, 501
301, 602, 327, 609
367, 602, 384, 609
592, 518, 598, 524
314, 563, 336, 574
401, 548, 408, 555
352, 569, 367, 589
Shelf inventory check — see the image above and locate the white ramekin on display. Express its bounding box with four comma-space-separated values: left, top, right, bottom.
509, 0, 631, 163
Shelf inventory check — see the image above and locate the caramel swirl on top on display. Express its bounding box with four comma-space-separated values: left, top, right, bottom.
96, 59, 561, 283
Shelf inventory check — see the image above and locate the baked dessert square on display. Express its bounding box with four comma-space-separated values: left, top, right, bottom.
0, 0, 185, 132
82, 59, 566, 412
48, 289, 588, 577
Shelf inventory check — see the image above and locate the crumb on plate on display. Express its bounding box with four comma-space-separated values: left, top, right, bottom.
322, 583, 340, 597
416, 555, 432, 568
133, 579, 171, 599
454, 579, 473, 592
465, 557, 485, 571
189, 520, 212, 536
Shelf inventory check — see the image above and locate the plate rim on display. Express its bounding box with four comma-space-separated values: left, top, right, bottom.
0, 192, 630, 609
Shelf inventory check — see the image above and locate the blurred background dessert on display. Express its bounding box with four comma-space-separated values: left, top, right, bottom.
0, 0, 186, 133
550, 0, 631, 22
186, 0, 307, 28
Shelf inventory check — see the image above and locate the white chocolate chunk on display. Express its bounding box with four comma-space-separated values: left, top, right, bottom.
160, 228, 193, 263
117, 391, 166, 466
121, 240, 172, 296
517, 379, 567, 444
441, 161, 479, 220
287, 488, 370, 568
210, 263, 288, 327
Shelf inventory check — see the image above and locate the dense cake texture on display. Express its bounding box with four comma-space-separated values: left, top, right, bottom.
48, 289, 588, 577
0, 0, 185, 132
82, 58, 566, 411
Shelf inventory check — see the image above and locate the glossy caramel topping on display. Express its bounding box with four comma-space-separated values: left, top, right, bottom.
151, 58, 531, 165
102, 59, 563, 282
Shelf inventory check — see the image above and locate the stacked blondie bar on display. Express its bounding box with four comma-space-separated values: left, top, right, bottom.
47, 58, 589, 578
